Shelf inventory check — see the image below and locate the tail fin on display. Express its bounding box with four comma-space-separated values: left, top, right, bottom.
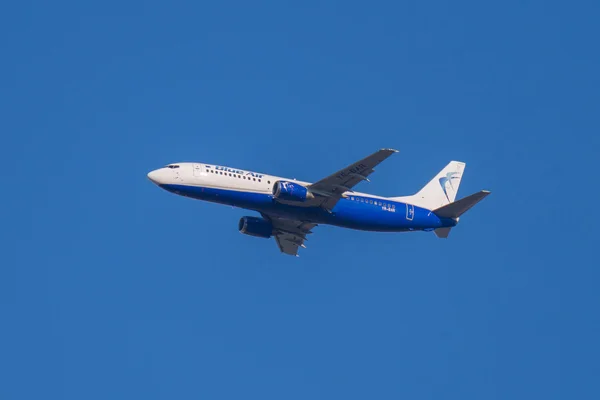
394, 161, 466, 210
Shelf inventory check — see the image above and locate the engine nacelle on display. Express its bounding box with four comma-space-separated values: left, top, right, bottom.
272, 180, 314, 202
238, 216, 273, 239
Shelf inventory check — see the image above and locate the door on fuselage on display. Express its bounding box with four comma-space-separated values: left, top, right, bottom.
406, 203, 415, 221
193, 163, 205, 177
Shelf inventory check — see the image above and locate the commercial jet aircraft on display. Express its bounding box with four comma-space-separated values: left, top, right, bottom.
147, 149, 490, 256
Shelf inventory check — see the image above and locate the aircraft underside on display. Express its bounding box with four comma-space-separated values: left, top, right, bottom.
161, 183, 450, 233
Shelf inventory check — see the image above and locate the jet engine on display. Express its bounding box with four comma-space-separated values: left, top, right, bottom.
272, 181, 314, 202
238, 216, 273, 239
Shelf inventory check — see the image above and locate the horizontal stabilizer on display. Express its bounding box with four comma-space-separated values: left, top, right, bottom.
434, 227, 452, 238
433, 190, 491, 219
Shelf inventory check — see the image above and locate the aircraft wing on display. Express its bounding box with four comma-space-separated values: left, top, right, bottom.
261, 213, 317, 256
309, 148, 398, 210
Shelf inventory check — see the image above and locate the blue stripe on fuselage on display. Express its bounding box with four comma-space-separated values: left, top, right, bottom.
160, 184, 453, 232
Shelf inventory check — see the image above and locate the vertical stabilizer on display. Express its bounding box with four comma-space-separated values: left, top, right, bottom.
393, 161, 465, 210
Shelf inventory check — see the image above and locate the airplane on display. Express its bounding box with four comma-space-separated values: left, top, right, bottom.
147, 149, 490, 256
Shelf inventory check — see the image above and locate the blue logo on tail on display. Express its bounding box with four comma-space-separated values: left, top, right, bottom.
439, 172, 460, 202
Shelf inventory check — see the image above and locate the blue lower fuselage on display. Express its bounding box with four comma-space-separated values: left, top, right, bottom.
162, 184, 456, 232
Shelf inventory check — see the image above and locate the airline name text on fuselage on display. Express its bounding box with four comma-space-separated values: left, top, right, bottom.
207, 165, 264, 178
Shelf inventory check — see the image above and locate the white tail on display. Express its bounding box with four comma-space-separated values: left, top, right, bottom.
393, 161, 466, 210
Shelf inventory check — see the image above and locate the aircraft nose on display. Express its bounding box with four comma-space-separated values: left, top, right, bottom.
147, 169, 163, 185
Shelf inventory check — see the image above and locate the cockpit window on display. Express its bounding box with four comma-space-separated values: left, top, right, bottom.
165, 165, 180, 169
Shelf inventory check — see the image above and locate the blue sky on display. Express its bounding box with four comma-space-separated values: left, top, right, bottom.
2, 1, 599, 399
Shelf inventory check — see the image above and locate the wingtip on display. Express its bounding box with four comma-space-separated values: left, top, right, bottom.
381, 148, 399, 153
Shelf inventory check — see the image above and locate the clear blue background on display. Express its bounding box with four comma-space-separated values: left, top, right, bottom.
2, 1, 599, 399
